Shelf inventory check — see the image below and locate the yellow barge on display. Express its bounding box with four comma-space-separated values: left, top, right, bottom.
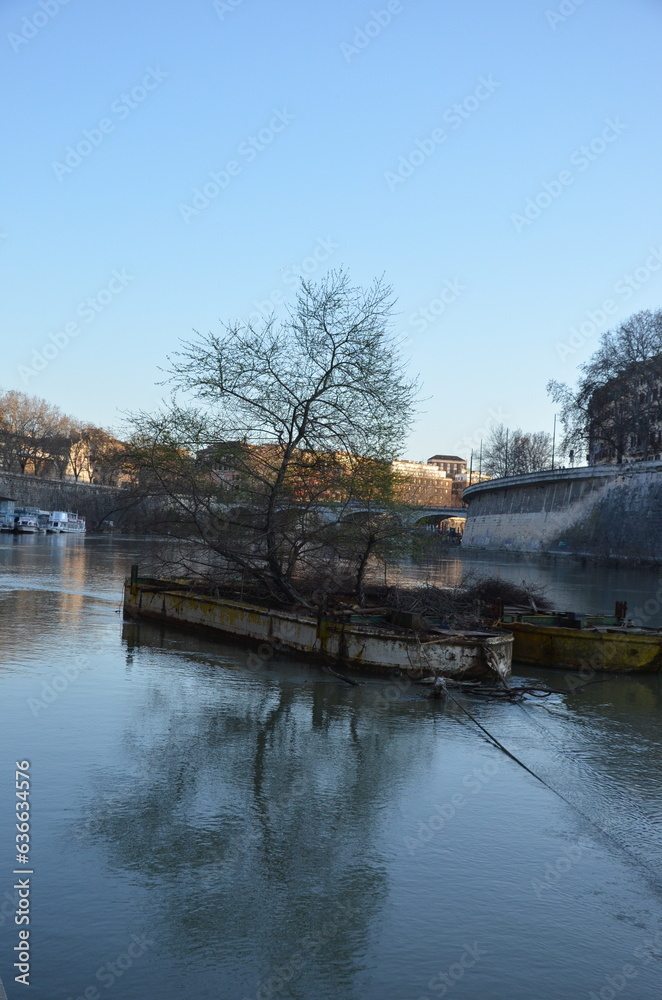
497, 609, 662, 673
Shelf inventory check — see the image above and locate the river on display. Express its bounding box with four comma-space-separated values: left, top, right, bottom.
0, 535, 660, 999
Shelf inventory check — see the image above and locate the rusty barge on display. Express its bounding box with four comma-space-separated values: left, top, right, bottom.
496, 606, 662, 673
123, 573, 513, 682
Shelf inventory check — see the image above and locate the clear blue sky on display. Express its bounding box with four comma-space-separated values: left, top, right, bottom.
2, 0, 661, 461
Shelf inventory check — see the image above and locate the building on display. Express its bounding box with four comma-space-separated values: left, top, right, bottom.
424, 455, 492, 504
427, 454, 467, 476
198, 442, 247, 488
588, 363, 662, 465
200, 444, 459, 507
450, 470, 492, 500
391, 460, 453, 506
8, 429, 128, 485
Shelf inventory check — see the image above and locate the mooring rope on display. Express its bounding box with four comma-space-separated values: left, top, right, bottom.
443, 684, 559, 788
442, 683, 662, 897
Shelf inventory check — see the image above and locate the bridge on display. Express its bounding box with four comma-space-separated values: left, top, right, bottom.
222, 500, 468, 530
322, 501, 468, 528
221, 500, 468, 531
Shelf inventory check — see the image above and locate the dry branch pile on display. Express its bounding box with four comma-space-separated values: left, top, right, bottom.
361, 576, 550, 628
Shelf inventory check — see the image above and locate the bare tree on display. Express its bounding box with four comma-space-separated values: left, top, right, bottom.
127, 271, 419, 604
483, 424, 553, 477
515, 430, 554, 473
87, 427, 128, 484
0, 390, 128, 482
548, 309, 662, 464
323, 459, 412, 606
61, 423, 88, 481
0, 390, 70, 474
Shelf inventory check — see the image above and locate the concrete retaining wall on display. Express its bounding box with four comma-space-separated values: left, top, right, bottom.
462, 462, 662, 562
0, 471, 147, 530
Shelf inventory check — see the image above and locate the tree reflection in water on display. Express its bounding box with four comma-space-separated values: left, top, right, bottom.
77, 619, 438, 997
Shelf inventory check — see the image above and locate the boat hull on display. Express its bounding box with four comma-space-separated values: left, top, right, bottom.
124, 581, 512, 681
500, 621, 662, 673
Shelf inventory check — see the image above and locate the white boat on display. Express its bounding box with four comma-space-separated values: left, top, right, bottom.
63, 512, 86, 534
124, 576, 513, 681
14, 513, 39, 534
48, 511, 69, 533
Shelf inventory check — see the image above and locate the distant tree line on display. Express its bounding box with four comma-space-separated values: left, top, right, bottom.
481, 424, 553, 478
0, 389, 125, 483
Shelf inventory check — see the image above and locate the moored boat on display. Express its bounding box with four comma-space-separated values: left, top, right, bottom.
0, 496, 16, 532
14, 512, 39, 534
63, 512, 86, 534
496, 606, 662, 673
124, 575, 513, 681
48, 511, 68, 533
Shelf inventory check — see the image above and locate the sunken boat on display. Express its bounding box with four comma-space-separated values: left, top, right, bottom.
123, 572, 513, 682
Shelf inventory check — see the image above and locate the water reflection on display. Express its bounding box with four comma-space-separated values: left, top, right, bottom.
1, 536, 661, 999
63, 614, 654, 999
386, 550, 662, 626
79, 618, 462, 996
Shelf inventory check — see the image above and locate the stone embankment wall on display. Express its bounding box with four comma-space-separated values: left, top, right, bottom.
462, 461, 662, 562
0, 471, 148, 530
